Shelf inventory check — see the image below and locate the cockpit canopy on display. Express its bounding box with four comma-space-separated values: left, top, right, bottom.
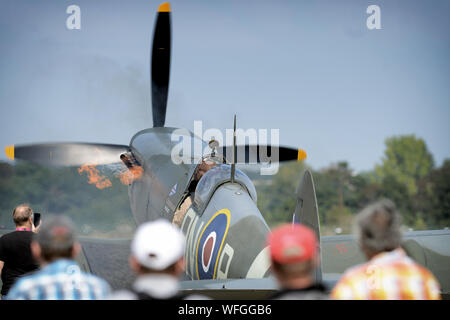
194, 164, 257, 214
130, 127, 207, 222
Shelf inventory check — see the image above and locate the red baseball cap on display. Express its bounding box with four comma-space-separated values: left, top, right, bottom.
267, 224, 318, 264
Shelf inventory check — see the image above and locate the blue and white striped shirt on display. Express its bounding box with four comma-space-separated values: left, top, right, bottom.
6, 259, 111, 300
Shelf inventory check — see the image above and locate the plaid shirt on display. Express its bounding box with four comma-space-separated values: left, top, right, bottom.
6, 259, 111, 300
331, 248, 441, 300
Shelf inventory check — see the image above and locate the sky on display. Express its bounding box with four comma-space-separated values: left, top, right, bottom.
0, 0, 449, 173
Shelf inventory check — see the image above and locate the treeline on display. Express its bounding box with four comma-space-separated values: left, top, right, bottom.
0, 134, 448, 237
0, 162, 136, 237
254, 135, 450, 235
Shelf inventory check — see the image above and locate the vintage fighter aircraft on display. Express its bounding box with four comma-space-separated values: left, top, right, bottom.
3, 2, 449, 299
2, 2, 309, 291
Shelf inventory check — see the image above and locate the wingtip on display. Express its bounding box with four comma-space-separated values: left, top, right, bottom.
158, 2, 171, 12
5, 145, 14, 160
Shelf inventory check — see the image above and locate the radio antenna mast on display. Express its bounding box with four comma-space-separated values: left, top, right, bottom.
231, 115, 236, 183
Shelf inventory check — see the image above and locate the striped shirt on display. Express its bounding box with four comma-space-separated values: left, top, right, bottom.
6, 259, 111, 300
331, 248, 441, 300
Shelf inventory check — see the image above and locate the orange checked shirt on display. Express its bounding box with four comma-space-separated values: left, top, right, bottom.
331, 248, 441, 300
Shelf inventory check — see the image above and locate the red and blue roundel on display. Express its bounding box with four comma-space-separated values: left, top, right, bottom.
195, 209, 230, 280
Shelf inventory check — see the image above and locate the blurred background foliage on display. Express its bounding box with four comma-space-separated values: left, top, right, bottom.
249, 134, 449, 235
0, 134, 448, 237
0, 161, 136, 237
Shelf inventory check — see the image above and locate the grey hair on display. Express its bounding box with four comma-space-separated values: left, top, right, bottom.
355, 199, 402, 254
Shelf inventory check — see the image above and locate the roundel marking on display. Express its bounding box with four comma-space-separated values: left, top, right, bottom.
202, 231, 216, 273
195, 209, 231, 280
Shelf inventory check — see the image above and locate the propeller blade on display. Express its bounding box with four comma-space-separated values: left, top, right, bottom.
219, 145, 307, 164
151, 2, 171, 127
4, 143, 130, 166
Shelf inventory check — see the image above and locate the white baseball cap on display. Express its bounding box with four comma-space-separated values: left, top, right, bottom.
131, 219, 186, 270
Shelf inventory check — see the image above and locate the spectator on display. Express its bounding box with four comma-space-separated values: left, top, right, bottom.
0, 204, 40, 299
110, 219, 205, 300
268, 223, 328, 299
6, 215, 111, 300
331, 199, 441, 300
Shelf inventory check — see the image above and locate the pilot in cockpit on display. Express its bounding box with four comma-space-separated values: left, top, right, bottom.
189, 159, 217, 192
172, 155, 220, 227
172, 139, 226, 227
172, 158, 215, 227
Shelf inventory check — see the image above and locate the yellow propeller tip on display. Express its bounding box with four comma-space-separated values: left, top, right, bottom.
158, 2, 171, 12
297, 149, 307, 161
5, 145, 14, 160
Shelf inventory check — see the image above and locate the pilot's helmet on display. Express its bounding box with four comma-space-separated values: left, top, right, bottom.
193, 138, 226, 181
194, 155, 220, 181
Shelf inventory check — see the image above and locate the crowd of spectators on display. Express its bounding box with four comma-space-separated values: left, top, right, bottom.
0, 200, 441, 300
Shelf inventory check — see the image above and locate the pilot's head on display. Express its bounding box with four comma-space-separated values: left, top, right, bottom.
194, 159, 217, 181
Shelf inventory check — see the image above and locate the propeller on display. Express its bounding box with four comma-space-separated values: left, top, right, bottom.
216, 116, 307, 164
4, 143, 130, 166
219, 145, 307, 164
151, 2, 171, 127
4, 3, 304, 168
3, 3, 170, 166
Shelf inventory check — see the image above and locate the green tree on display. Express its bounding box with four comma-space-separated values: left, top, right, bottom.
375, 135, 434, 196
255, 161, 306, 227
0, 162, 135, 236
429, 159, 450, 227
324, 204, 353, 234
413, 159, 450, 229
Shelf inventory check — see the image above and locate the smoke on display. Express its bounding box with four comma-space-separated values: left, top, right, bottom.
77, 56, 151, 131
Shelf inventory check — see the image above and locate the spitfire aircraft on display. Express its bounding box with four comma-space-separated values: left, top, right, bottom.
2, 2, 449, 299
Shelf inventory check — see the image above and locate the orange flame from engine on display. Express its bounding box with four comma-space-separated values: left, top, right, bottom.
117, 166, 144, 185
78, 164, 112, 189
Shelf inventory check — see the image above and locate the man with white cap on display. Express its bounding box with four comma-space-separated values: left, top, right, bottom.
110, 219, 202, 300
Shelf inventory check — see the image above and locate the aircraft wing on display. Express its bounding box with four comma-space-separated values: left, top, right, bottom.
178, 277, 337, 299
179, 277, 278, 299
320, 230, 450, 299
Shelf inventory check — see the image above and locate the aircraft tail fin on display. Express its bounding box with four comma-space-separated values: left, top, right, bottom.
292, 169, 322, 282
